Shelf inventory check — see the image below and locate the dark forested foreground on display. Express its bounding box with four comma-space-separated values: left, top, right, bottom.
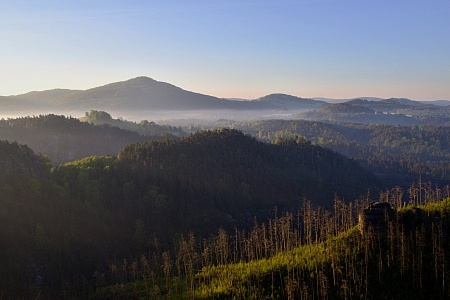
0, 129, 449, 298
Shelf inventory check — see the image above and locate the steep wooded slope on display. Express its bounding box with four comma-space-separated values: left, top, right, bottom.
0, 142, 115, 298
114, 129, 378, 233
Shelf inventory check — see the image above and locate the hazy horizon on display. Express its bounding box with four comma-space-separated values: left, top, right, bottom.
1, 76, 449, 103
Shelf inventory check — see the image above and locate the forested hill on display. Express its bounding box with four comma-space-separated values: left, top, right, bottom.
0, 114, 158, 165
206, 119, 450, 187
50, 129, 380, 254
115, 129, 379, 225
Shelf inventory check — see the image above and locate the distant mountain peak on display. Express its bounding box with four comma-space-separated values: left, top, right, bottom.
131, 76, 155, 81
257, 93, 305, 101
90, 76, 159, 90
125, 76, 158, 84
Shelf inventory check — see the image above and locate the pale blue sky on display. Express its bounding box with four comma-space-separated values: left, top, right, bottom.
1, 0, 449, 100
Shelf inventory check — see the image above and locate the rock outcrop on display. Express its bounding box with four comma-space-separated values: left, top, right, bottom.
358, 202, 396, 237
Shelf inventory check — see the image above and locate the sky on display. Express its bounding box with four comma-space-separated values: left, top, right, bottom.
1, 0, 449, 100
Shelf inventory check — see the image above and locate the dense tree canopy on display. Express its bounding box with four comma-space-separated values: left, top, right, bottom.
203, 119, 450, 187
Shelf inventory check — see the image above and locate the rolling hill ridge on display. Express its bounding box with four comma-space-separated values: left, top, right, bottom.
0, 77, 326, 114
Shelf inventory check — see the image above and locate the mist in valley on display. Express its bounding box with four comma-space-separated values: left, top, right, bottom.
0, 108, 307, 128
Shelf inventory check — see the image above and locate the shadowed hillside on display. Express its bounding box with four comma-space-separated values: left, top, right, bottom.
0, 114, 154, 165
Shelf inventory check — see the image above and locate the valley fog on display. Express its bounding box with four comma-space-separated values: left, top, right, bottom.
0, 108, 303, 126
110, 109, 302, 125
